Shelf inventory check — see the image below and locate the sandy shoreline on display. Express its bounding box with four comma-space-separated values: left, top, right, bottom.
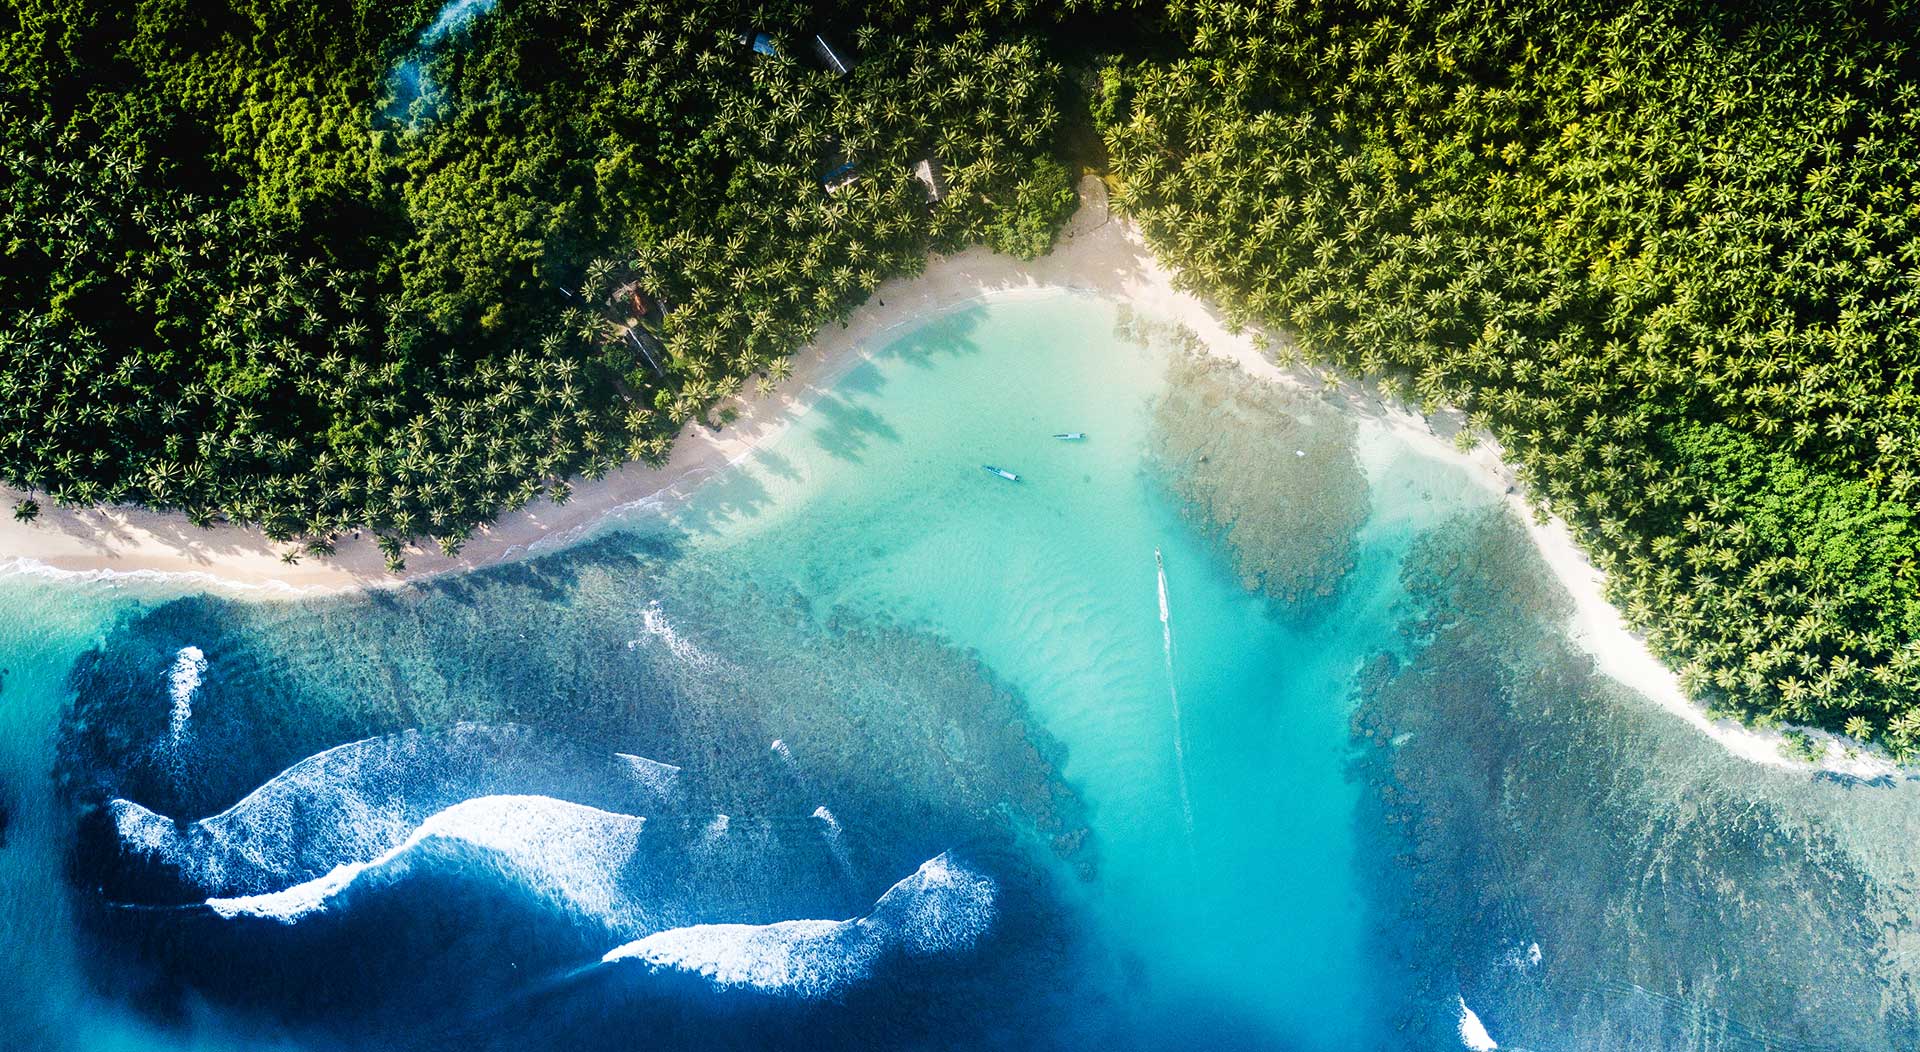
0, 179, 1887, 777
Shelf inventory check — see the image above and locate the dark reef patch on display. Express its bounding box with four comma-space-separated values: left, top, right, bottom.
1349, 509, 1920, 1051
53, 529, 1102, 1047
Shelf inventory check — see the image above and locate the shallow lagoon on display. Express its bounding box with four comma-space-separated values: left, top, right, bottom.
4, 291, 1920, 1050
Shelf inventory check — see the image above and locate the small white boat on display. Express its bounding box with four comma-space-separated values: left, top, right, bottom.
982, 465, 1020, 482
1053, 432, 1086, 441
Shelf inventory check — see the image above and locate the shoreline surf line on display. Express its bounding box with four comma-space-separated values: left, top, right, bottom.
0, 176, 1889, 778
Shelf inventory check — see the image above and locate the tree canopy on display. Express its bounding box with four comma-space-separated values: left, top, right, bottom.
1, 0, 1081, 559
10, 0, 1920, 753
1096, 0, 1920, 754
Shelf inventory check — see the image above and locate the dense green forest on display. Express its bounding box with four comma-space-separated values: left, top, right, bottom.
1, 0, 1083, 560
1097, 0, 1920, 756
9, 0, 1920, 754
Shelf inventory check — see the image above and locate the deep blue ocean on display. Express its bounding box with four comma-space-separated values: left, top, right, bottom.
4, 292, 1919, 1051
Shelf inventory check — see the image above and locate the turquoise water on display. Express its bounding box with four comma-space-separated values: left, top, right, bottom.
4, 289, 1920, 1050
662, 294, 1491, 1044
0, 579, 220, 1052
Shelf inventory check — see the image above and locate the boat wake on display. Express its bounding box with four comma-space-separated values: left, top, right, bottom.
1156, 548, 1197, 837
616, 753, 683, 800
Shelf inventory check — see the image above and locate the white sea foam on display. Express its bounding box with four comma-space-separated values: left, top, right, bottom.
110, 724, 665, 895
704, 814, 730, 839
616, 753, 682, 799
0, 555, 315, 596
114, 726, 494, 892
166, 646, 206, 743
206, 857, 372, 922
609, 917, 852, 997
630, 600, 722, 671
108, 798, 177, 856
207, 795, 648, 926
602, 852, 994, 999
1457, 996, 1498, 1050
1502, 941, 1542, 970
810, 806, 857, 885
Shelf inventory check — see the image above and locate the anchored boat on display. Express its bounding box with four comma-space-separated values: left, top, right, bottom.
1053, 432, 1086, 440
982, 465, 1021, 482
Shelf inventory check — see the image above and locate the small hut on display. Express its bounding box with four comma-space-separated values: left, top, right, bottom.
741, 31, 777, 57
811, 34, 852, 76
911, 158, 947, 203
605, 278, 668, 378
610, 280, 664, 327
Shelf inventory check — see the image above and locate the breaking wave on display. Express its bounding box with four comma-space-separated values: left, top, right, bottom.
207, 795, 649, 926
1457, 996, 1499, 1050
109, 724, 675, 895
616, 754, 682, 799
602, 853, 996, 999
166, 645, 206, 743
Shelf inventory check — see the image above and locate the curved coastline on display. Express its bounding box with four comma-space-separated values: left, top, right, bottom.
0, 179, 1885, 778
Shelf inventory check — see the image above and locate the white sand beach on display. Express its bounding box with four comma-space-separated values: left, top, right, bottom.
0, 177, 1886, 776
